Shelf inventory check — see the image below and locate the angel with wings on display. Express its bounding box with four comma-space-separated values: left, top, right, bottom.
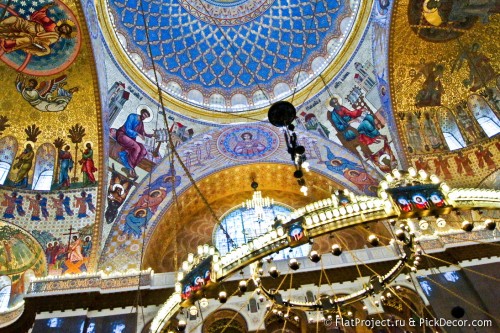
411, 61, 445, 107
105, 165, 134, 224
16, 74, 79, 112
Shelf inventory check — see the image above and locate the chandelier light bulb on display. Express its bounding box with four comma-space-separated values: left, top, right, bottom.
199, 298, 209, 308
485, 219, 496, 230
436, 218, 446, 228
300, 185, 308, 196
189, 305, 198, 316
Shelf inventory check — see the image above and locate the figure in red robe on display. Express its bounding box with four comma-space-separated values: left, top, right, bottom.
397, 197, 413, 212
79, 142, 97, 185
475, 145, 496, 170
0, 4, 75, 56
415, 157, 431, 173
433, 155, 452, 179
133, 189, 167, 214
454, 152, 474, 176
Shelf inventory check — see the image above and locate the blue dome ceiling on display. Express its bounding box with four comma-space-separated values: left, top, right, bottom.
107, 0, 362, 111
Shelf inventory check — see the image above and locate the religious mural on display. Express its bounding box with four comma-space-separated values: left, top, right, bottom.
0, 0, 102, 277
0, 0, 81, 74
217, 125, 279, 161
0, 221, 46, 307
390, 0, 499, 187
1, 187, 97, 274
98, 124, 381, 273
294, 31, 402, 175
408, 0, 499, 42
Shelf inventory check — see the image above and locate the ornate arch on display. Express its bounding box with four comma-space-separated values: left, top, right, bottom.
32, 143, 56, 191
437, 107, 466, 150
0, 136, 18, 186
202, 309, 248, 333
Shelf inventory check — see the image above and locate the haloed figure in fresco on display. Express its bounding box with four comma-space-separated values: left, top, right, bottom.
12, 143, 34, 187
79, 142, 97, 185
233, 132, 266, 155
0, 4, 76, 56
58, 145, 74, 188
116, 108, 154, 179
15, 74, 79, 112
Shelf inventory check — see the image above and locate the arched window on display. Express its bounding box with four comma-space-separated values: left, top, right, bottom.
305, 290, 315, 303
248, 298, 259, 313
213, 203, 311, 260
438, 108, 466, 150
0, 276, 11, 311
32, 143, 56, 191
23, 269, 35, 294
0, 136, 18, 185
468, 95, 500, 137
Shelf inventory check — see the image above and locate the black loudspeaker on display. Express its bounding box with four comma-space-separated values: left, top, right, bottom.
268, 101, 296, 127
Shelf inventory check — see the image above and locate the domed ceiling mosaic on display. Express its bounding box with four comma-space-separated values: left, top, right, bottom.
104, 0, 367, 113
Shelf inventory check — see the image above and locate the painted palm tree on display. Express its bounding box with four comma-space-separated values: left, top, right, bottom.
25, 124, 42, 142
52, 137, 66, 184
67, 124, 86, 182
0, 116, 10, 136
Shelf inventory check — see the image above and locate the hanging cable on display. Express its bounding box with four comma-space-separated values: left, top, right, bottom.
137, 0, 237, 249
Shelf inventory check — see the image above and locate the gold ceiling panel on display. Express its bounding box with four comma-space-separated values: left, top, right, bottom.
142, 163, 344, 272
389, 0, 499, 188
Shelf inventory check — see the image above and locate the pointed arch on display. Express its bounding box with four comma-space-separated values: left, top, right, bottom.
0, 136, 18, 185
32, 143, 56, 191
437, 107, 466, 150
468, 94, 500, 137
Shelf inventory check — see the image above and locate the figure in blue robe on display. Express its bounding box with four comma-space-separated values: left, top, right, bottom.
123, 208, 153, 238
58, 146, 74, 188
62, 196, 73, 216
324, 147, 379, 194
86, 193, 96, 213
82, 237, 92, 257
40, 197, 49, 220
327, 97, 382, 145
15, 195, 26, 216
324, 147, 365, 175
147, 165, 181, 192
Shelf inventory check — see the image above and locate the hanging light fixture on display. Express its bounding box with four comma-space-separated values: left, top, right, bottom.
268, 101, 309, 195
242, 181, 274, 220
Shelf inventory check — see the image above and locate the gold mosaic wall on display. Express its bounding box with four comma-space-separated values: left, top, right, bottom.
0, 0, 103, 273
389, 0, 499, 187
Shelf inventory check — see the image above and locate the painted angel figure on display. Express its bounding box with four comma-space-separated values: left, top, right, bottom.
51, 192, 66, 220
452, 43, 496, 92
411, 61, 445, 107
27, 193, 42, 221
0, 4, 76, 56
105, 166, 134, 224
2, 192, 19, 218
62, 195, 73, 216
74, 191, 88, 218
16, 74, 78, 112
85, 193, 96, 213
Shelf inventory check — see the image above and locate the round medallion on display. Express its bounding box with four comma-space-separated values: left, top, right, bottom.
179, 0, 274, 26
0, 0, 81, 76
217, 125, 279, 161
